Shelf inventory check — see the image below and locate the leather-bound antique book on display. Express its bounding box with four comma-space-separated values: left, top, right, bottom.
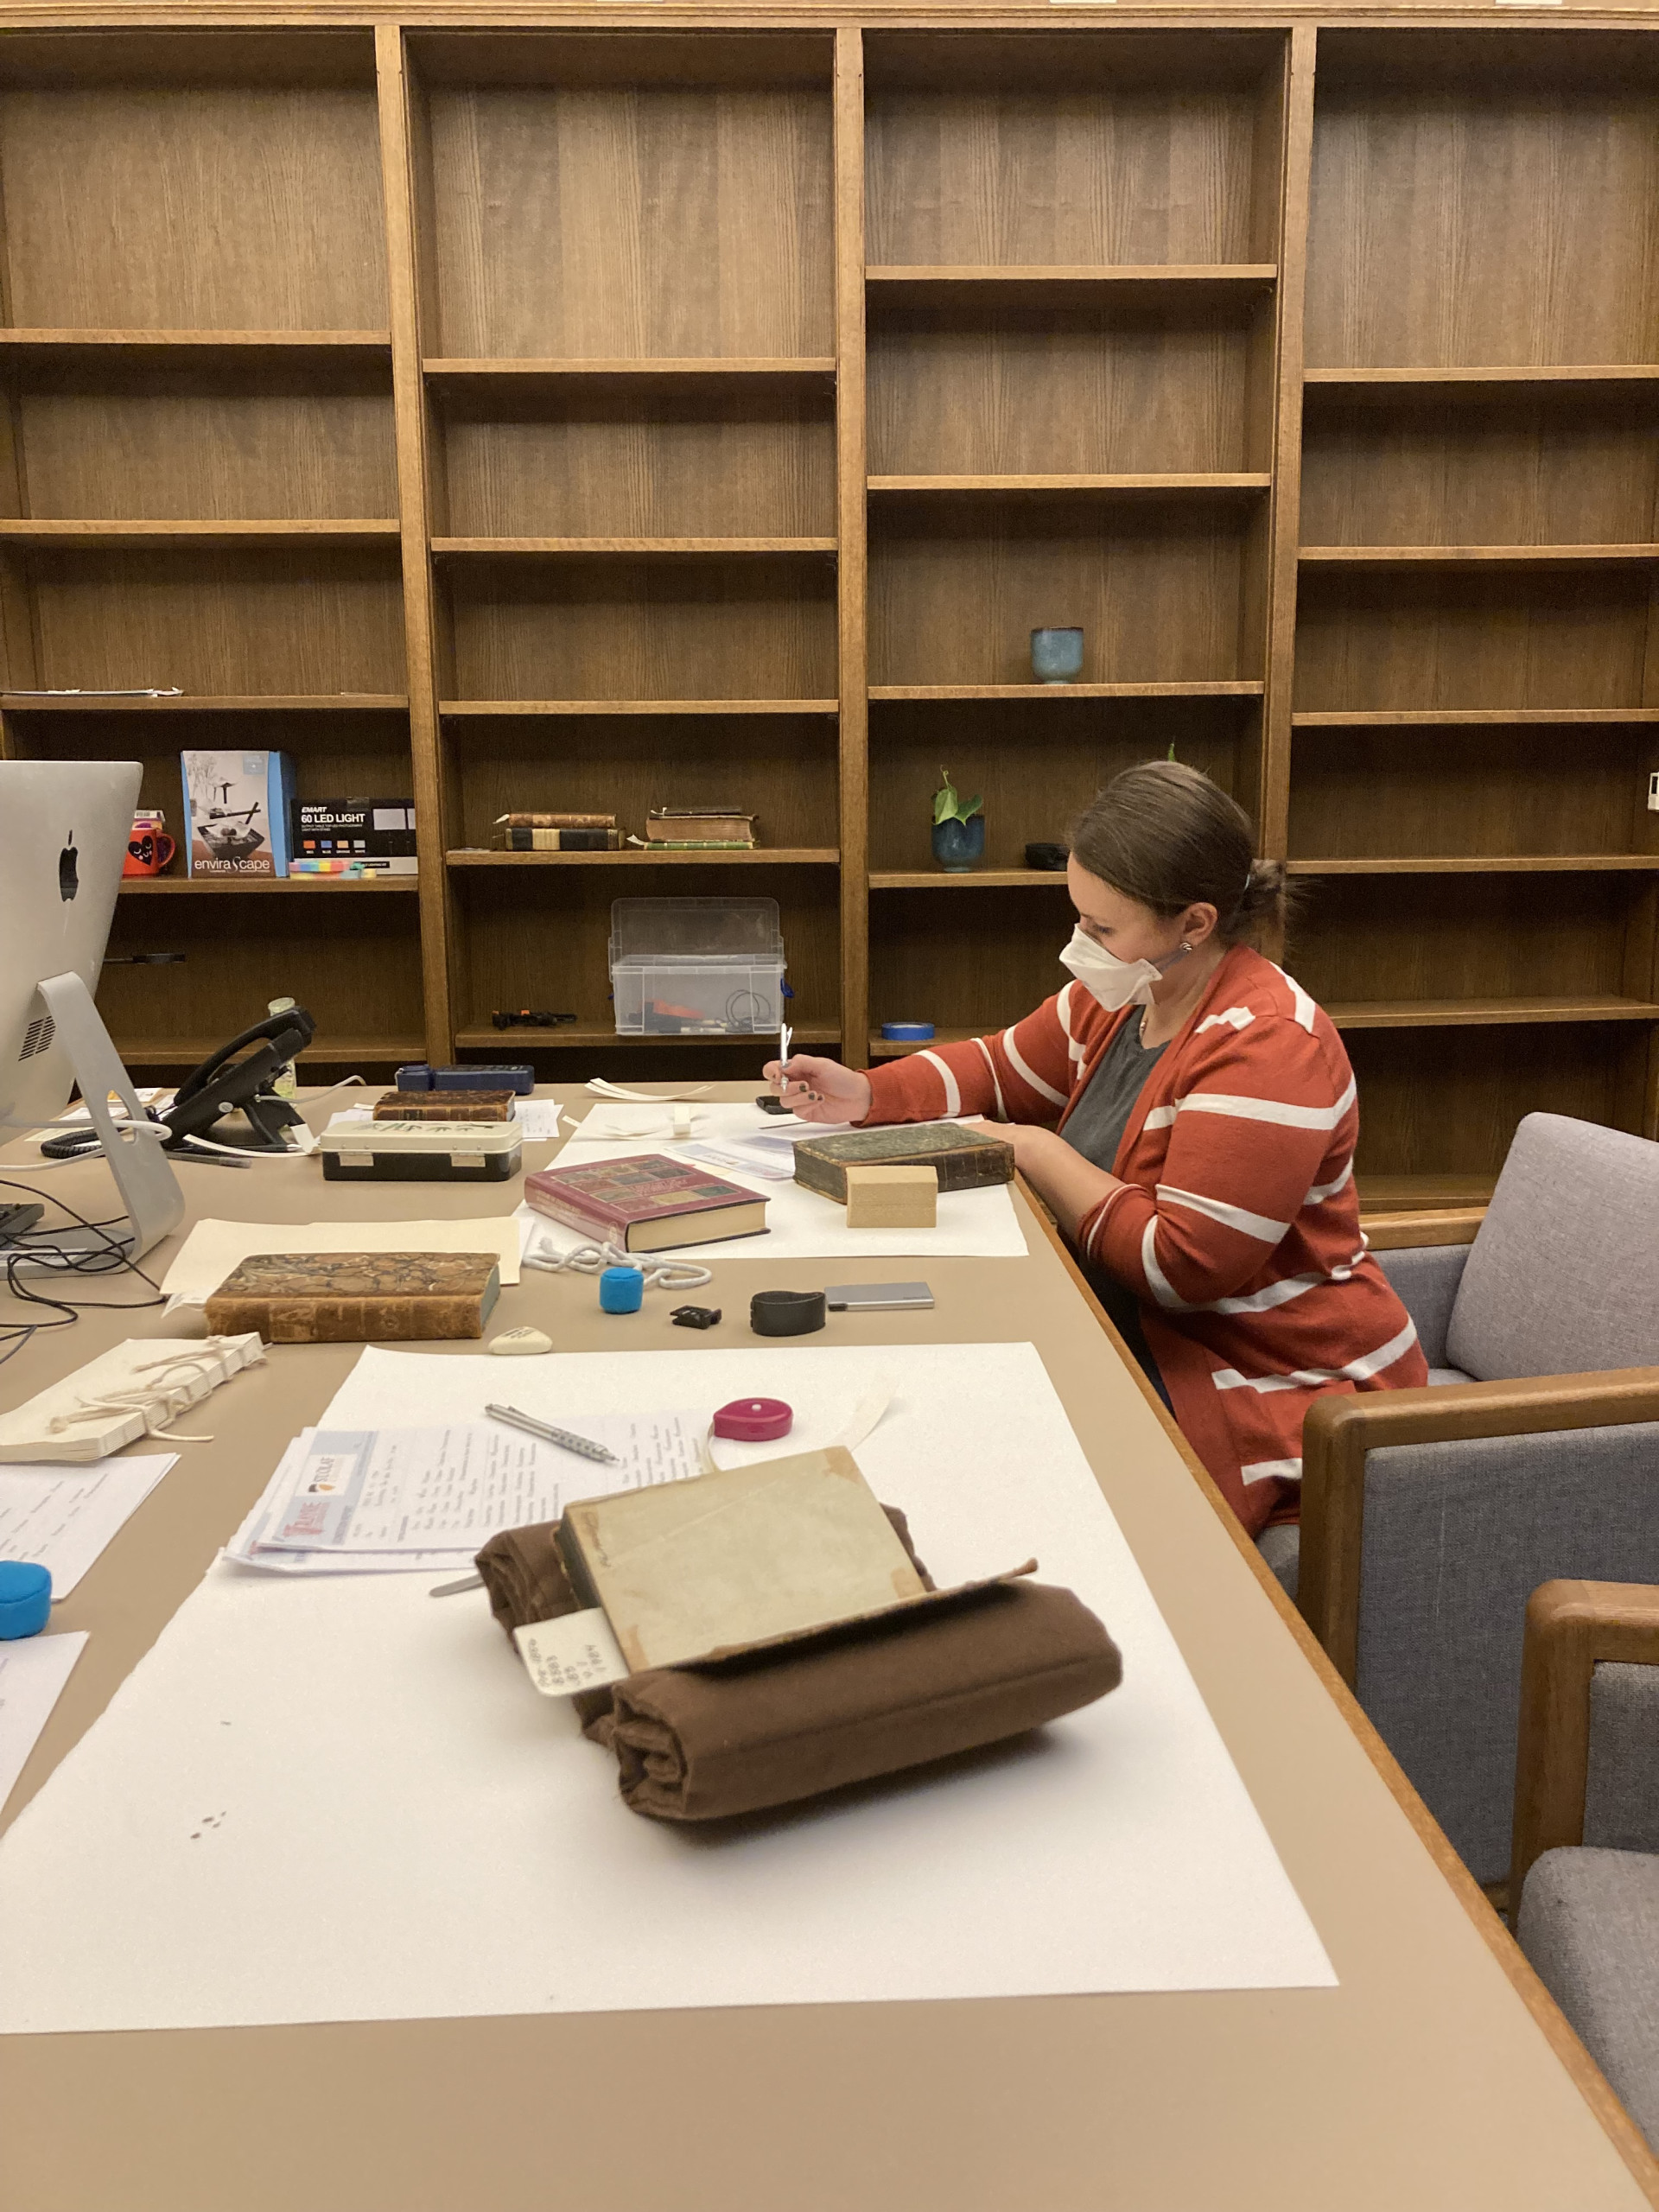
524, 1154, 767, 1251
372, 1090, 514, 1122
203, 1251, 501, 1342
792, 1122, 1015, 1202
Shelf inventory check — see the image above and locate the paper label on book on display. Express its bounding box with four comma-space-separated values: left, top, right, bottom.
515, 1611, 629, 1696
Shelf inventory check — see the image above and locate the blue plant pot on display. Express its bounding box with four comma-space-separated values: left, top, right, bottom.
932, 816, 986, 872
1031, 626, 1085, 683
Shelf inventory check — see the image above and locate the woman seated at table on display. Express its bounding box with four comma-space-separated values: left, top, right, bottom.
767, 759, 1425, 1540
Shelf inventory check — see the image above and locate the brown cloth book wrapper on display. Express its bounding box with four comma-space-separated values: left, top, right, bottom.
475, 1515, 1122, 1821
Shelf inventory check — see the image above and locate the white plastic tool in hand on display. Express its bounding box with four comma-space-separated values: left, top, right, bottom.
777, 1020, 793, 1077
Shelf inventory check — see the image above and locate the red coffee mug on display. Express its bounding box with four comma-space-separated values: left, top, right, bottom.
124, 811, 176, 878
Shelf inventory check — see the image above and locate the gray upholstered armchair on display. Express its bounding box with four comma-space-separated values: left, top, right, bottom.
1274, 1112, 1659, 1888
1513, 1579, 1659, 2152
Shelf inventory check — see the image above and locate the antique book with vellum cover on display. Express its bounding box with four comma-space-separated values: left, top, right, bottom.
524, 1154, 767, 1252
557, 1447, 928, 1672
792, 1121, 1015, 1203
203, 1251, 501, 1342
486, 1465, 1123, 1823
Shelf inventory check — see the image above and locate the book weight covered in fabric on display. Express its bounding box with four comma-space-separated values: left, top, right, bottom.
524, 1154, 769, 1252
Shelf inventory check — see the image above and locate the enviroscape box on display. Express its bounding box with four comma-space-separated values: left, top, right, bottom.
179, 751, 296, 878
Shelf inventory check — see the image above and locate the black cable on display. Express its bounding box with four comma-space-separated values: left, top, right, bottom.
0, 1172, 167, 1370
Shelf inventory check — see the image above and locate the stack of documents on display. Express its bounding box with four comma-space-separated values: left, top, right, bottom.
226, 1415, 706, 1576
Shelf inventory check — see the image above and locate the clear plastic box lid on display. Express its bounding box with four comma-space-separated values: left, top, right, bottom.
609, 897, 784, 962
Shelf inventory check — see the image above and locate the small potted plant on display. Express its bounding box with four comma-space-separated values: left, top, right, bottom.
931, 767, 985, 872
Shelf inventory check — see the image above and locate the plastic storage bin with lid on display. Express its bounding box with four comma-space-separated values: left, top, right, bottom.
609, 897, 787, 1035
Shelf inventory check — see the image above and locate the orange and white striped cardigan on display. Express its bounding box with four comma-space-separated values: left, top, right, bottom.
863, 943, 1426, 1536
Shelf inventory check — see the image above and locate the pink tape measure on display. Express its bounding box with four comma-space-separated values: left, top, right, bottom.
711, 1395, 793, 1444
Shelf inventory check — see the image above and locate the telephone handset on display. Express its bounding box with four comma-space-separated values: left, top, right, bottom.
164, 1005, 317, 1153
41, 1003, 317, 1160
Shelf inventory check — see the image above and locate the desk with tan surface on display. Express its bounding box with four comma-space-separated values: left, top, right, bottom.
0, 1086, 1653, 2212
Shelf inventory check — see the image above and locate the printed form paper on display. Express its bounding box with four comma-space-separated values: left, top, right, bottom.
254, 1416, 707, 1554
0, 1634, 87, 1818
0, 1458, 176, 1597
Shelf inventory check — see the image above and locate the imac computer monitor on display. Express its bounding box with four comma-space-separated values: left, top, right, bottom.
0, 759, 183, 1255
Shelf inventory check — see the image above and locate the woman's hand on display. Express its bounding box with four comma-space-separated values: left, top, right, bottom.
764, 1053, 873, 1125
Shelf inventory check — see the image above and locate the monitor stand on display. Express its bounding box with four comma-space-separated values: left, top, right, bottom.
9, 971, 186, 1262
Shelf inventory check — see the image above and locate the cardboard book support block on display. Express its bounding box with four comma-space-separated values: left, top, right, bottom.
843, 1163, 938, 1230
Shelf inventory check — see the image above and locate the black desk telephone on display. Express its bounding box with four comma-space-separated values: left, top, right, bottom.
42, 1005, 317, 1160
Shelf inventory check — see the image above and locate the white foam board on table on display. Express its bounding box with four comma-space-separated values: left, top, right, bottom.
0, 1342, 1333, 2032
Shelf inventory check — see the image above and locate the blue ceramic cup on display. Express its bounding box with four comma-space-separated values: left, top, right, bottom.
1031, 627, 1084, 683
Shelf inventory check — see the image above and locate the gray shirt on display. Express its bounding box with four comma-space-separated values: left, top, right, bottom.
1060, 1010, 1168, 1376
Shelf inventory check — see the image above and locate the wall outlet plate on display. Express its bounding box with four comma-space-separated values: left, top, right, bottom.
1649, 771, 1659, 811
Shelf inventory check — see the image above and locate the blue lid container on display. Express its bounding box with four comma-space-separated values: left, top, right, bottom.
881, 1021, 935, 1042
0, 1560, 52, 1639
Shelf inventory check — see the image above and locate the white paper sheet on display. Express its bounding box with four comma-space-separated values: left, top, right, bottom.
511, 1098, 571, 1143
0, 1633, 87, 1818
0, 1457, 176, 1596
160, 1215, 524, 1308
258, 1414, 705, 1553
526, 1103, 1028, 1262
0, 1343, 1333, 2031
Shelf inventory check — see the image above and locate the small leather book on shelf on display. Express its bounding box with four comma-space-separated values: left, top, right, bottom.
203, 1251, 501, 1342
792, 1121, 1015, 1202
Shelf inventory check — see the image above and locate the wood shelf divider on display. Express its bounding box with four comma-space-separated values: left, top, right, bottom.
424, 356, 836, 380
121, 876, 418, 895
0, 520, 399, 545
453, 1024, 841, 1052
868, 474, 1271, 496
870, 868, 1071, 888
447, 848, 839, 868
430, 537, 836, 556
0, 329, 392, 351
1305, 365, 1659, 391
1300, 543, 1659, 565
440, 697, 839, 718
1327, 995, 1659, 1029
870, 681, 1265, 702
1289, 855, 1659, 874
2, 693, 409, 712
1291, 707, 1659, 727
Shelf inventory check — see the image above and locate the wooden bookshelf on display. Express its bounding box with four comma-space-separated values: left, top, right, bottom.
0, 16, 1651, 1168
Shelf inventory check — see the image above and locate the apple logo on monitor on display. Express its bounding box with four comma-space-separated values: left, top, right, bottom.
58, 831, 79, 902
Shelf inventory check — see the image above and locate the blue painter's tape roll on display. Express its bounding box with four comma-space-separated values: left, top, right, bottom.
0, 1560, 51, 1639
881, 1021, 935, 1042
599, 1265, 645, 1315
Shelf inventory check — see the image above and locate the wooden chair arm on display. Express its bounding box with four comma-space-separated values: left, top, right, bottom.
1359, 1207, 1487, 1250
1300, 1368, 1659, 1688
1512, 1580, 1659, 1910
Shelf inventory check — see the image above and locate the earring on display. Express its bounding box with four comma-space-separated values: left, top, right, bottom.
1180, 938, 1193, 952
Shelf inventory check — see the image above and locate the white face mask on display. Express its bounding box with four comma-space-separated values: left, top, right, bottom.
1059, 925, 1189, 1012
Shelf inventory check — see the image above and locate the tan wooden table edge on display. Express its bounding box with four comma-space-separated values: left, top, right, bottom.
1022, 1185, 1659, 2206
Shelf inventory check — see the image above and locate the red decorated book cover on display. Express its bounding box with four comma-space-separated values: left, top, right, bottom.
524, 1154, 769, 1252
